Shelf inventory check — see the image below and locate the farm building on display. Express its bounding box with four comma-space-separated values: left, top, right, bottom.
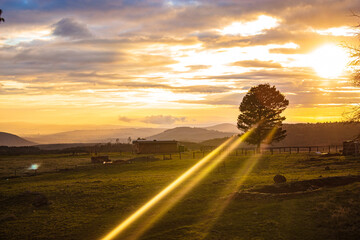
133, 140, 178, 154
343, 140, 360, 156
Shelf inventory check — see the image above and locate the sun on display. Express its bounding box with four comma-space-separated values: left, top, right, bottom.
309, 44, 348, 79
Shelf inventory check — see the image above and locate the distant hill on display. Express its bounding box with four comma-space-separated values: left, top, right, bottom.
36, 143, 99, 150
26, 128, 166, 144
148, 127, 235, 142
198, 123, 360, 148
199, 137, 230, 146
19, 122, 360, 146
204, 123, 239, 133
0, 132, 36, 146
274, 123, 360, 147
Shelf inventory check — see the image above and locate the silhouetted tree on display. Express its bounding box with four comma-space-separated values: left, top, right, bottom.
0, 9, 5, 23
346, 14, 360, 121
237, 83, 289, 148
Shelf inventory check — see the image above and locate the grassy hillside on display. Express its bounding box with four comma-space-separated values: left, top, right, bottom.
199, 123, 360, 148
1, 151, 360, 239
25, 128, 166, 144
148, 127, 234, 142
276, 122, 360, 146
0, 132, 35, 147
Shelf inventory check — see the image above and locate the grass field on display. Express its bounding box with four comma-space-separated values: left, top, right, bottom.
1, 151, 360, 240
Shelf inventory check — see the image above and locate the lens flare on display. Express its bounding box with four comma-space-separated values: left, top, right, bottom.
101, 136, 237, 240
28, 164, 40, 170
201, 154, 262, 238
200, 127, 278, 237
126, 131, 253, 240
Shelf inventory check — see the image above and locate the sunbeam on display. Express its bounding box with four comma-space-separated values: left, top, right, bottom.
200, 127, 278, 237
126, 130, 254, 240
101, 136, 237, 240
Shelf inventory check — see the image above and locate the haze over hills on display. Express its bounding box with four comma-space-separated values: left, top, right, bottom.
25, 128, 166, 144
148, 127, 235, 143
204, 123, 239, 133
197, 123, 360, 147
275, 123, 360, 147
0, 132, 36, 146
12, 122, 360, 146
23, 125, 238, 144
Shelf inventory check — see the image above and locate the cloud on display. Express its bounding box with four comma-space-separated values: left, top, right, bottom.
52, 18, 92, 39
118, 116, 134, 122
142, 115, 187, 124
186, 65, 211, 71
230, 60, 282, 68
118, 115, 188, 125
1, 0, 358, 125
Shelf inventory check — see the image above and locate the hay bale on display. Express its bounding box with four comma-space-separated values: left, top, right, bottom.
273, 174, 286, 184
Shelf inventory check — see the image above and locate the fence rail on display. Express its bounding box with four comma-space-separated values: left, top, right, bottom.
192, 145, 343, 158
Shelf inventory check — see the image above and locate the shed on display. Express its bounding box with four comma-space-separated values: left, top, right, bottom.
343, 141, 360, 156
132, 140, 178, 154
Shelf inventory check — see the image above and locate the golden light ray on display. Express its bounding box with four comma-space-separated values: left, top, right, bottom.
200, 127, 278, 238
126, 131, 254, 240
101, 136, 237, 240
262, 126, 281, 145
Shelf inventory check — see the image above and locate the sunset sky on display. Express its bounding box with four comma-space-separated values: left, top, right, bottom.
0, 0, 360, 134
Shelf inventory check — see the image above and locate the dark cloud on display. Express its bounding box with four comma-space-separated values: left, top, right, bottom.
186, 65, 211, 71
231, 60, 282, 68
208, 68, 317, 81
52, 18, 92, 39
118, 116, 134, 122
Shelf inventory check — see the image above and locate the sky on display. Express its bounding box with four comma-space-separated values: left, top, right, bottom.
0, 0, 360, 134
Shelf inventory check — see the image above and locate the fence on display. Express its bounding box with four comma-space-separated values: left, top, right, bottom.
191, 145, 343, 159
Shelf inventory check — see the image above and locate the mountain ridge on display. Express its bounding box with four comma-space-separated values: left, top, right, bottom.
0, 132, 36, 146
148, 127, 235, 143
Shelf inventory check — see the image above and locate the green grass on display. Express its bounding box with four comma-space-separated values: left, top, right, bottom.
1, 152, 360, 240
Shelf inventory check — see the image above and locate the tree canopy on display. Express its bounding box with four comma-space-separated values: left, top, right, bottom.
346, 16, 360, 121
237, 83, 289, 147
0, 9, 5, 23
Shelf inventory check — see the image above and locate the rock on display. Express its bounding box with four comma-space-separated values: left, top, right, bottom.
273, 174, 286, 184
325, 166, 330, 171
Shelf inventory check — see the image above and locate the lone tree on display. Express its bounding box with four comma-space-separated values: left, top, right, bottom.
237, 83, 289, 148
0, 9, 5, 23
346, 14, 360, 121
